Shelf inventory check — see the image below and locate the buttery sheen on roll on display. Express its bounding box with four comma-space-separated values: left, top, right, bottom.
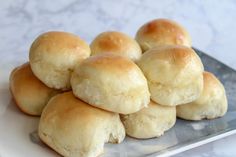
90, 31, 142, 61
177, 72, 228, 120
121, 100, 176, 139
9, 63, 60, 116
136, 19, 191, 51
137, 45, 204, 106
29, 31, 91, 90
38, 92, 125, 157
71, 53, 150, 114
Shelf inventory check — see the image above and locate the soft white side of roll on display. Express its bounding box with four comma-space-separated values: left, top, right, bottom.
177, 71, 228, 120
38, 92, 125, 157
121, 101, 176, 139
71, 53, 150, 114
137, 45, 204, 106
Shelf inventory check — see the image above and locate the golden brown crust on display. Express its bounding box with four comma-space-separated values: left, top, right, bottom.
29, 31, 91, 90
94, 32, 126, 51
71, 53, 150, 114
177, 71, 228, 120
30, 31, 89, 56
38, 92, 125, 157
146, 45, 200, 68
90, 31, 142, 61
137, 45, 204, 106
10, 88, 38, 116
81, 53, 137, 73
41, 92, 115, 119
203, 71, 222, 91
9, 62, 60, 116
136, 19, 191, 51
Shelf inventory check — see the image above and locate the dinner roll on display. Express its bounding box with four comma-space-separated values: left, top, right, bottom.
29, 31, 91, 90
137, 45, 204, 106
71, 53, 150, 114
136, 19, 191, 51
9, 63, 60, 116
90, 31, 142, 61
121, 100, 176, 139
39, 92, 125, 157
177, 72, 228, 120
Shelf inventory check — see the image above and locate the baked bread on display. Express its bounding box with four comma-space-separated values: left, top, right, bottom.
136, 18, 191, 52
177, 71, 228, 120
9, 62, 60, 116
38, 92, 125, 157
137, 45, 204, 106
71, 53, 150, 114
29, 31, 91, 90
121, 100, 176, 139
90, 31, 142, 61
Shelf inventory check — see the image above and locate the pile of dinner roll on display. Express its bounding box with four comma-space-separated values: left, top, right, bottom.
9, 18, 228, 157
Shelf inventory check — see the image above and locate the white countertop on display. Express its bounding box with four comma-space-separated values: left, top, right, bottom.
0, 0, 236, 156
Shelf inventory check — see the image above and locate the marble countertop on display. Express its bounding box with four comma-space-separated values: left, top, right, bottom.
0, 0, 236, 156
